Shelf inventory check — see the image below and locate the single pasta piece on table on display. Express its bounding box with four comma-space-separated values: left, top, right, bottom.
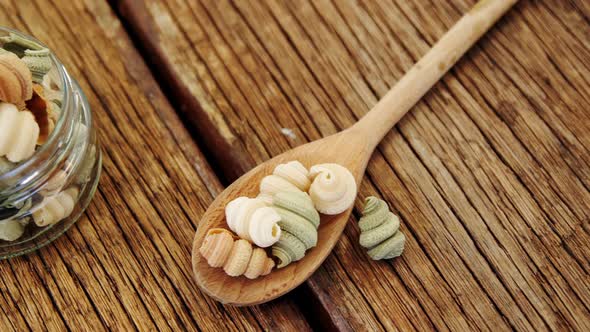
358, 196, 406, 260
271, 191, 320, 268
199, 228, 275, 279
308, 163, 357, 215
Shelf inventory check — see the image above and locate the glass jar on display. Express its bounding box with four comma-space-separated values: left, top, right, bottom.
0, 27, 101, 258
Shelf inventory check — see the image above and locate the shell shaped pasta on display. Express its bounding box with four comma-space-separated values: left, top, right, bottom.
0, 103, 39, 162
224, 239, 252, 277
260, 175, 301, 197
0, 52, 33, 104
359, 215, 399, 248
225, 197, 249, 235
271, 246, 292, 269
358, 196, 406, 260
0, 33, 44, 57
273, 161, 310, 191
272, 232, 306, 268
225, 197, 266, 242
199, 229, 276, 279
309, 163, 357, 215
256, 193, 274, 205
32, 187, 79, 227
225, 197, 280, 247
270, 191, 319, 268
200, 228, 234, 268
368, 232, 406, 260
273, 191, 319, 228
43, 169, 68, 194
272, 191, 320, 268
358, 198, 389, 232
261, 258, 275, 276
259, 161, 310, 198
273, 208, 317, 249
248, 207, 281, 248
0, 218, 25, 241
243, 248, 268, 279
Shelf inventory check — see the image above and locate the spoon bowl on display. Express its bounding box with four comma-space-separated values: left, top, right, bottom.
191, 0, 518, 306
192, 130, 371, 305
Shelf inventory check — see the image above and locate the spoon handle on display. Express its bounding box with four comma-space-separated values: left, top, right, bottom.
351, 0, 518, 148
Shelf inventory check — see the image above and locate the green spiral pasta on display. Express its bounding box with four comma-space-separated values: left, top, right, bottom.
0, 33, 44, 57
273, 190, 320, 228
272, 232, 306, 266
271, 191, 320, 268
359, 196, 406, 260
22, 48, 51, 83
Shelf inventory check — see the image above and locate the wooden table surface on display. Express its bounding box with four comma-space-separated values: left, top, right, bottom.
1, 0, 589, 330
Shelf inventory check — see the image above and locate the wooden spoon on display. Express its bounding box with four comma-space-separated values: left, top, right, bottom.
192, 0, 518, 305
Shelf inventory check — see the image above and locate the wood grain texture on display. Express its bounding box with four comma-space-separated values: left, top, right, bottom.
118, 0, 590, 330
0, 0, 311, 331
192, 0, 517, 306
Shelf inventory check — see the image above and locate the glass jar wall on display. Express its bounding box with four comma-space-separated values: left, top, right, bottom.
0, 27, 101, 258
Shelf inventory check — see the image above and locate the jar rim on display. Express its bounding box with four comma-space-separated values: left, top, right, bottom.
0, 26, 72, 185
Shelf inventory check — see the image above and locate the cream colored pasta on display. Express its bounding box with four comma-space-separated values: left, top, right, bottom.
225, 196, 281, 248
43, 169, 68, 194
0, 218, 25, 241
0, 103, 39, 162
243, 248, 269, 279
273, 161, 311, 191
271, 191, 319, 268
224, 239, 253, 277
309, 163, 357, 215
249, 206, 282, 248
199, 228, 275, 279
226, 197, 262, 241
358, 196, 405, 260
32, 187, 79, 227
261, 257, 275, 276
258, 161, 310, 201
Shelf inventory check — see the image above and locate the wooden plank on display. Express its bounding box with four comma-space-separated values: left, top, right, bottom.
0, 0, 311, 330
117, 0, 590, 330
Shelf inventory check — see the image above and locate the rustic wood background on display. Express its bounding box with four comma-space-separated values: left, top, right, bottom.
1, 0, 589, 330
